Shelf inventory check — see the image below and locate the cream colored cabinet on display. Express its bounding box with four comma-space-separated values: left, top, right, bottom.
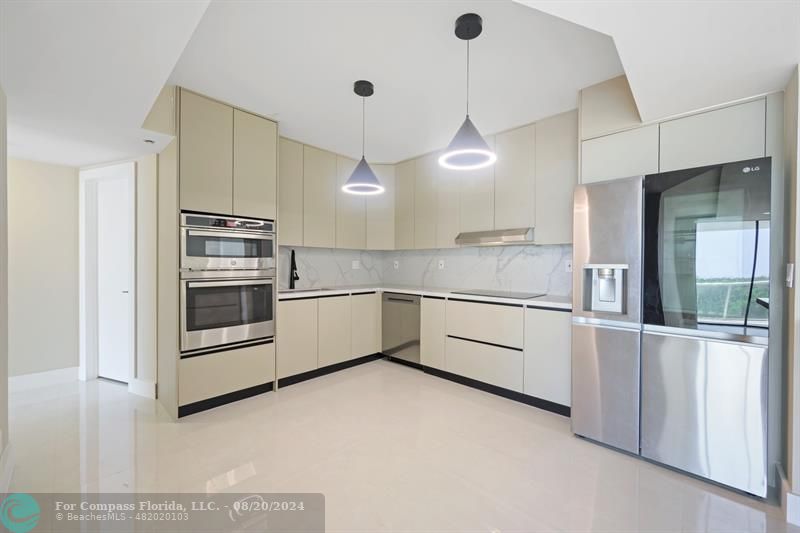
318, 296, 352, 367
335, 156, 366, 249
579, 75, 642, 140
366, 164, 395, 250
446, 300, 524, 349
414, 154, 438, 249
179, 343, 275, 405
351, 292, 380, 358
233, 109, 277, 220
277, 299, 318, 379
437, 167, 460, 248
142, 85, 176, 136
659, 99, 766, 172
494, 126, 535, 229
581, 124, 659, 184
303, 145, 337, 247
445, 336, 523, 392
535, 110, 577, 244
420, 297, 446, 370
179, 89, 233, 214
523, 308, 571, 406
278, 137, 304, 246
395, 159, 415, 249
459, 135, 495, 232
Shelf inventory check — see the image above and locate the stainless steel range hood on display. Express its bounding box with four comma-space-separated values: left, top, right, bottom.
454, 227, 535, 246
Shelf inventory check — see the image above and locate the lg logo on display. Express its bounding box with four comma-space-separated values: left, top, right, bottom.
742, 166, 760, 173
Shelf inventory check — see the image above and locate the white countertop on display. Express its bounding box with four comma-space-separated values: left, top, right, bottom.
278, 284, 572, 310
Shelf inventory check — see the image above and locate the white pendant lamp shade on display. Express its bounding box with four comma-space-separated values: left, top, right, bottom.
342, 156, 385, 195
439, 13, 496, 171
343, 79, 384, 195
438, 115, 497, 170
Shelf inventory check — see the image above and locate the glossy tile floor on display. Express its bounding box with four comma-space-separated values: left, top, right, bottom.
10, 359, 798, 532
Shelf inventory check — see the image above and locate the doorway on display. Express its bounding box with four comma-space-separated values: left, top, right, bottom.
79, 162, 135, 384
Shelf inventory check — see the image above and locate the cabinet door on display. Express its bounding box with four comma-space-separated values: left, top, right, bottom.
414, 154, 438, 249
437, 167, 460, 248
523, 308, 571, 406
495, 125, 535, 229
535, 110, 577, 244
459, 135, 495, 232
395, 160, 415, 249
277, 299, 318, 379
581, 124, 659, 184
351, 293, 380, 358
233, 109, 277, 219
366, 164, 395, 250
318, 296, 352, 367
659, 99, 766, 172
420, 297, 446, 370
179, 90, 233, 214
278, 137, 304, 246
303, 145, 337, 247
335, 156, 366, 249
445, 336, 523, 392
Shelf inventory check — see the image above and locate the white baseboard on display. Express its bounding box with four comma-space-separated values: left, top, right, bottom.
128, 378, 156, 399
0, 443, 14, 494
9, 366, 78, 392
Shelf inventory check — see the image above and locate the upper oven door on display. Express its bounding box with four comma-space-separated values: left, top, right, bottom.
181, 227, 275, 271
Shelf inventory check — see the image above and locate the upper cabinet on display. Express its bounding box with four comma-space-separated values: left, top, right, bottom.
659, 99, 766, 172
494, 125, 535, 229
395, 159, 415, 250
233, 109, 277, 220
178, 89, 277, 219
459, 135, 495, 233
437, 166, 460, 248
335, 156, 366, 249
580, 75, 642, 140
179, 90, 233, 215
535, 110, 578, 244
581, 124, 659, 184
303, 145, 337, 248
278, 137, 304, 246
414, 154, 438, 249
366, 164, 395, 250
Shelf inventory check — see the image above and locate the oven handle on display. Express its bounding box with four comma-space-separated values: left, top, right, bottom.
186, 229, 274, 240
187, 278, 273, 289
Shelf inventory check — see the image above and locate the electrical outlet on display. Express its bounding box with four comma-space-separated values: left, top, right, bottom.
438, 260, 445, 270
393, 260, 399, 270
565, 260, 573, 273
352, 260, 361, 270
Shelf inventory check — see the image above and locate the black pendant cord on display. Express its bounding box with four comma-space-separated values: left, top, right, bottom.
362, 96, 365, 157
466, 40, 470, 116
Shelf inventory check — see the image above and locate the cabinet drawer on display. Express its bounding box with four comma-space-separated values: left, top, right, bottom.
179, 342, 275, 406
446, 300, 523, 348
445, 336, 523, 392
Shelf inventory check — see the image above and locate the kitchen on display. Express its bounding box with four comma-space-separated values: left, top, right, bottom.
1, 1, 800, 531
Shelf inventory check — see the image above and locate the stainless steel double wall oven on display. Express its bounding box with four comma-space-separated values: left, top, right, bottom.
180, 213, 276, 354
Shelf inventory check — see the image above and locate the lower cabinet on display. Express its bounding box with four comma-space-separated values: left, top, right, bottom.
277, 299, 318, 379
351, 293, 380, 359
420, 297, 446, 369
179, 342, 275, 406
523, 308, 572, 406
445, 336, 523, 392
318, 296, 352, 367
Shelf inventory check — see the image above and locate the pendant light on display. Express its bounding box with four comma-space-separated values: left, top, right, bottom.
342, 80, 385, 195
439, 13, 497, 171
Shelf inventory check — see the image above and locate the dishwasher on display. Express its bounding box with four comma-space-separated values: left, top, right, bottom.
381, 292, 421, 365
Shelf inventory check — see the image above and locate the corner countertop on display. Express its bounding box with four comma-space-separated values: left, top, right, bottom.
278, 284, 572, 311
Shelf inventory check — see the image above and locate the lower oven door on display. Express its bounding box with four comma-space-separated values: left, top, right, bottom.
181, 277, 274, 353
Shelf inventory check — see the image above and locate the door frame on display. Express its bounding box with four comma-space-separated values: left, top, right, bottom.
78, 161, 136, 386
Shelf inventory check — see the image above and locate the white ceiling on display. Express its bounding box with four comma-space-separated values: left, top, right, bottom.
516, 0, 800, 122
168, 0, 623, 164
0, 0, 210, 167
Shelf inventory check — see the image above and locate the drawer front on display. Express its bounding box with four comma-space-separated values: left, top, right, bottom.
446, 300, 523, 348
179, 342, 275, 406
445, 336, 523, 392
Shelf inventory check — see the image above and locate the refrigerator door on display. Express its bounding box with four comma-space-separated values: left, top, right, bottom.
571, 321, 641, 454
641, 330, 768, 497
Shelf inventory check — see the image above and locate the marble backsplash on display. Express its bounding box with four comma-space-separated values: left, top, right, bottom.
278, 245, 573, 297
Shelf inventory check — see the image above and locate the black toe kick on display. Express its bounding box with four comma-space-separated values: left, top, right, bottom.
277, 353, 383, 388
178, 382, 274, 417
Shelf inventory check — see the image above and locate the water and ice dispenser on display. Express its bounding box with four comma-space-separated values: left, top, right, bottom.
583, 264, 628, 314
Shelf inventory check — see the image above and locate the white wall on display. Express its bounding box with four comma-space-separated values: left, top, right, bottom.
8, 158, 79, 376
0, 85, 10, 454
